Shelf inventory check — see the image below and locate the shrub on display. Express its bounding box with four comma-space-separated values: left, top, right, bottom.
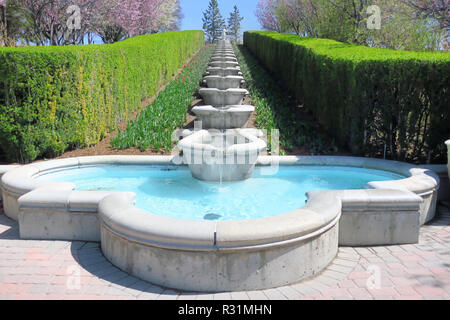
111, 45, 215, 152
233, 44, 338, 155
0, 31, 204, 163
244, 31, 450, 164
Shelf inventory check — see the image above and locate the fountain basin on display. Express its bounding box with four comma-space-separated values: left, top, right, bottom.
191, 105, 254, 129
199, 88, 248, 107
204, 75, 244, 90
98, 184, 424, 291
209, 61, 239, 69
178, 129, 266, 182
99, 191, 341, 292
1, 155, 438, 291
3, 156, 437, 226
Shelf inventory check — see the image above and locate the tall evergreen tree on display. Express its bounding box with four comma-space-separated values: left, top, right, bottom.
202, 0, 225, 43
227, 5, 244, 43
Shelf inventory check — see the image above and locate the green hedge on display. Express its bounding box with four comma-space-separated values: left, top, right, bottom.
0, 31, 204, 163
111, 45, 215, 152
244, 31, 450, 164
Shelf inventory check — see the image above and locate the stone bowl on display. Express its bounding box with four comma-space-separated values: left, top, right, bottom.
192, 105, 255, 129
209, 61, 239, 69
210, 56, 238, 63
216, 45, 232, 49
204, 75, 244, 90
206, 67, 241, 77
218, 39, 232, 45
178, 129, 267, 182
199, 88, 248, 107
213, 48, 233, 52
211, 54, 236, 60
215, 50, 234, 54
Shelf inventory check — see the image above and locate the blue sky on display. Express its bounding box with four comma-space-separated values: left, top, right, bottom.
180, 0, 261, 32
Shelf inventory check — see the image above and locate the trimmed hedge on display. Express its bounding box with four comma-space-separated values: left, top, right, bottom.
111, 45, 215, 152
0, 31, 204, 163
244, 31, 450, 164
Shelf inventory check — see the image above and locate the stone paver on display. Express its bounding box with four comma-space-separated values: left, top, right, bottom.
0, 199, 449, 300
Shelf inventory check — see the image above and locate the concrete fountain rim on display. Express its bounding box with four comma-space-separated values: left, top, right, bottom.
2, 155, 439, 199
1, 155, 439, 226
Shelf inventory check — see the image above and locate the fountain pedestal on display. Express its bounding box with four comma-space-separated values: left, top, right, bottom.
203, 75, 244, 90
210, 56, 238, 63
209, 61, 239, 69
178, 130, 266, 182
199, 88, 248, 107
206, 67, 241, 77
192, 105, 254, 129
211, 54, 236, 60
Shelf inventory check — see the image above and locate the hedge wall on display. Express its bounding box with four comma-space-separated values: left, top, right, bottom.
0, 30, 204, 163
244, 31, 450, 164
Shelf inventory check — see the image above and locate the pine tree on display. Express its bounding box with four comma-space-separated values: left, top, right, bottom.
202, 0, 225, 43
227, 5, 244, 43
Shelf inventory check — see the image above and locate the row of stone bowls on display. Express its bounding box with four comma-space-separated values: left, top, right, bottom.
194, 41, 254, 129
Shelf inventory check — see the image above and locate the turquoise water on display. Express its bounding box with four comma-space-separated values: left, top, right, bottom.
35, 165, 405, 221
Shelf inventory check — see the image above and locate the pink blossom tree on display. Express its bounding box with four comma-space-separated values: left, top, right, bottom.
5, 0, 181, 45
110, 0, 164, 37
255, 0, 283, 32
92, 0, 181, 42
282, 0, 320, 36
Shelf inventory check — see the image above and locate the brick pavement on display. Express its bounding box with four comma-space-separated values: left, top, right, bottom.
1, 200, 449, 300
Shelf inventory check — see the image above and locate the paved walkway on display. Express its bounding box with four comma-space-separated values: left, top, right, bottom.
1, 200, 449, 300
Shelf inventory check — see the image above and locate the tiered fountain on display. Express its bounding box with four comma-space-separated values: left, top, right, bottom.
179, 31, 266, 182
0, 30, 440, 293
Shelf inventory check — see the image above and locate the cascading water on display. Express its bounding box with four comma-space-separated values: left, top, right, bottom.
178, 31, 266, 183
